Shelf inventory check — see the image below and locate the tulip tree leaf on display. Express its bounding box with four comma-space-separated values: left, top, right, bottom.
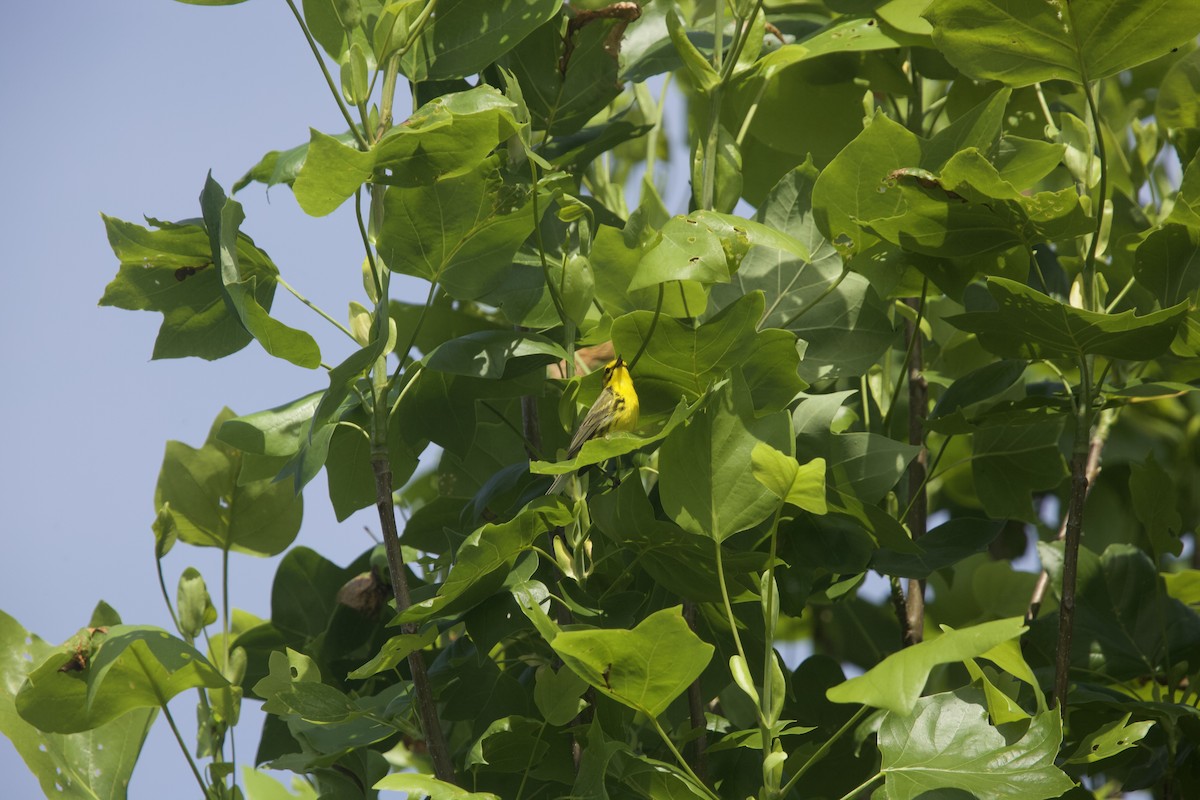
1028, 544, 1200, 682
396, 498, 574, 625
377, 158, 542, 302
872, 518, 1003, 579
878, 689, 1074, 799
99, 213, 280, 362
0, 609, 157, 800
925, 0, 1200, 87
198, 176, 321, 368
947, 278, 1189, 360
399, 0, 560, 81
155, 408, 304, 557
551, 606, 714, 718
16, 626, 226, 735
972, 416, 1069, 524
292, 87, 523, 215
826, 617, 1026, 714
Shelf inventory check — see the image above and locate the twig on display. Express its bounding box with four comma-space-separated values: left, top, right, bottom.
903, 292, 928, 646
1025, 410, 1111, 624
370, 450, 457, 782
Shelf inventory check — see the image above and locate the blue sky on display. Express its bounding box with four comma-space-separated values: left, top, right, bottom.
0, 1, 418, 794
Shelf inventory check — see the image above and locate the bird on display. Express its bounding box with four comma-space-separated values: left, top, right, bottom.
547, 355, 640, 495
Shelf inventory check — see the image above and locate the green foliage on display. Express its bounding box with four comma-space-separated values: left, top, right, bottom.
9, 0, 1200, 799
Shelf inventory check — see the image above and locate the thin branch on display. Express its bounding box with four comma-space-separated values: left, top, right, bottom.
904, 289, 929, 646
282, 0, 368, 150
1026, 409, 1112, 624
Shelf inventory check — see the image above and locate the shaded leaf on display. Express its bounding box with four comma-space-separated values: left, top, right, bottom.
947, 278, 1188, 360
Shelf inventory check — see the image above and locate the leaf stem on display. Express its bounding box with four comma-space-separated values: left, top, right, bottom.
277, 276, 358, 341
282, 0, 368, 150
154, 555, 182, 636
779, 705, 868, 796
834, 770, 883, 800
1080, 78, 1108, 314
650, 716, 720, 800
714, 539, 748, 664
134, 646, 209, 797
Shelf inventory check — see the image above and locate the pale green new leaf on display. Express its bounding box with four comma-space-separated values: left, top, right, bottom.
552, 606, 714, 718
826, 617, 1026, 713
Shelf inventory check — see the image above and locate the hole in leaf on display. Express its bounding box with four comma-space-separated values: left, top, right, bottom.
290, 666, 299, 678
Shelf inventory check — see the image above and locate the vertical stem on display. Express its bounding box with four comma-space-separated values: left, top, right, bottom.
683, 601, 708, 784
903, 294, 928, 646
371, 357, 457, 783
133, 647, 209, 797
1054, 359, 1093, 714
282, 0, 368, 149
1025, 410, 1113, 624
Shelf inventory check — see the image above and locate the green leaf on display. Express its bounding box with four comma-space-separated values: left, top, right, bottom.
931, 359, 1026, 419
242, 768, 319, 800
374, 773, 500, 799
505, 9, 627, 136
629, 215, 731, 291
290, 129, 373, 217
234, 132, 359, 193
1130, 453, 1183, 559
16, 626, 227, 734
270, 547, 352, 650
750, 442, 828, 514
399, 0, 560, 81
872, 518, 1003, 579
1133, 223, 1200, 308
658, 376, 793, 541
0, 610, 156, 799
972, 416, 1068, 523
666, 9, 718, 92
252, 648, 322, 716
1029, 544, 1200, 682
610, 292, 769, 413
725, 44, 869, 201
377, 158, 542, 302
827, 432, 921, 505
99, 213, 279, 361
1064, 712, 1155, 764
826, 617, 1026, 714
534, 665, 588, 727
396, 498, 574, 625
1158, 48, 1200, 163
198, 175, 321, 368
947, 278, 1189, 360
552, 606, 714, 718
878, 689, 1074, 799
276, 682, 357, 723
346, 628, 438, 680
219, 391, 323, 458
155, 408, 303, 556
425, 330, 565, 379
925, 0, 1200, 86
813, 99, 1086, 262
292, 87, 522, 215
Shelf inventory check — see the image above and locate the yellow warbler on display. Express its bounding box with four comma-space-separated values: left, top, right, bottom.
548, 356, 639, 494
